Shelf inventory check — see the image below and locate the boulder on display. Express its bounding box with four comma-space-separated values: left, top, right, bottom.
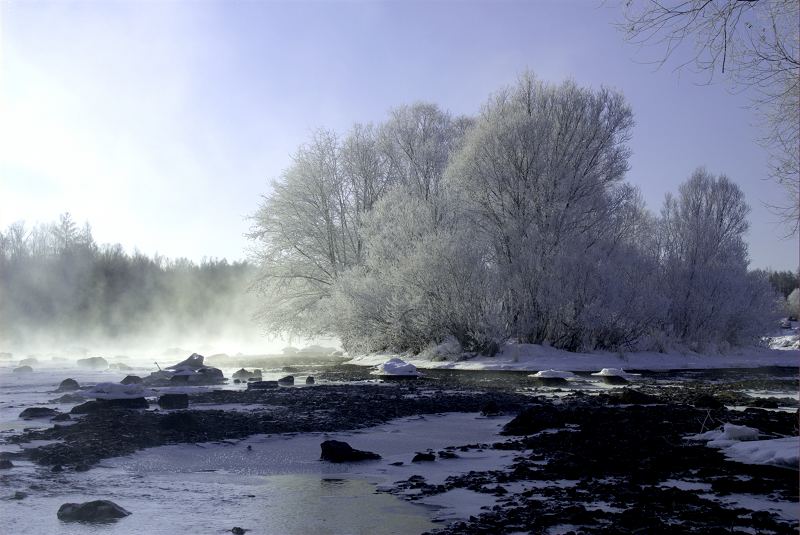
412, 451, 436, 462
248, 380, 279, 390
232, 368, 262, 381
19, 407, 59, 419
0, 459, 13, 469
56, 378, 80, 392
76, 357, 109, 369
277, 375, 295, 385
13, 366, 33, 373
52, 393, 85, 403
166, 353, 206, 370
320, 440, 381, 462
57, 500, 131, 522
305, 376, 315, 385
19, 357, 38, 367
120, 375, 142, 385
502, 405, 566, 435
158, 393, 189, 410
109, 363, 132, 371
71, 398, 148, 414
52, 413, 71, 422
480, 400, 501, 416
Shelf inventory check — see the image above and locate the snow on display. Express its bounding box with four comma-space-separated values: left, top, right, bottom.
372, 358, 421, 377
590, 368, 640, 378
84, 382, 152, 400
530, 369, 576, 379
346, 342, 799, 372
723, 438, 799, 469
688, 423, 798, 469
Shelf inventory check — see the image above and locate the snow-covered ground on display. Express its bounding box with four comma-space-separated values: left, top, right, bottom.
347, 341, 799, 372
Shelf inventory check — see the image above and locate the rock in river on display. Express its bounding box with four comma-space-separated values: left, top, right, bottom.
56, 378, 80, 392
0, 459, 13, 469
320, 440, 381, 462
277, 375, 295, 385
158, 393, 189, 410
247, 380, 279, 390
13, 366, 33, 373
120, 375, 143, 385
57, 500, 131, 522
19, 407, 59, 419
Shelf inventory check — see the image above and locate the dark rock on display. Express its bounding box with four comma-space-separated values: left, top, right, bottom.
277, 375, 295, 385
412, 452, 436, 462
57, 500, 131, 522
438, 450, 459, 459
76, 357, 109, 369
70, 398, 148, 414
159, 411, 199, 432
19, 407, 59, 419
120, 375, 142, 385
320, 440, 381, 462
597, 375, 629, 385
609, 388, 660, 405
231, 528, 248, 535
751, 398, 779, 409
158, 393, 189, 410
306, 376, 315, 385
0, 460, 13, 469
52, 393, 85, 403
52, 413, 71, 422
693, 394, 724, 409
13, 366, 33, 373
481, 400, 501, 416
166, 353, 205, 370
247, 380, 279, 390
56, 378, 80, 392
233, 368, 261, 380
389, 461, 404, 466
51, 465, 63, 473
10, 491, 27, 499
233, 379, 241, 384
502, 405, 566, 435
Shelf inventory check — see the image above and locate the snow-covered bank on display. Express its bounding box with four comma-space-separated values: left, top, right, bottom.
347, 343, 799, 372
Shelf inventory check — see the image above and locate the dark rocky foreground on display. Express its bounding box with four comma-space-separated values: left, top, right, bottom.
3, 365, 798, 534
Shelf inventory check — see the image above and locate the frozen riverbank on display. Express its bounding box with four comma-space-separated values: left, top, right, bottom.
346, 343, 800, 372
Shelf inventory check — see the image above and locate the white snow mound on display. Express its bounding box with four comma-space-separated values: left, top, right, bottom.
374, 358, 421, 376
84, 382, 151, 400
688, 423, 761, 447
590, 368, 640, 377
530, 369, 576, 379
723, 437, 799, 469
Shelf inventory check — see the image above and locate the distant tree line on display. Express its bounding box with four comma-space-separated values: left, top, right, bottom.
0, 213, 257, 348
250, 73, 791, 355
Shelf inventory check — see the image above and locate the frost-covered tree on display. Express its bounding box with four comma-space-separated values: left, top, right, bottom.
658, 168, 779, 348
444, 73, 639, 349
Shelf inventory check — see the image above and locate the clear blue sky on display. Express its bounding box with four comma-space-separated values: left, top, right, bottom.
1, 0, 796, 270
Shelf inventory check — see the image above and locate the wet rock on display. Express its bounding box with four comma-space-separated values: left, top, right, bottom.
0, 460, 13, 469
233, 379, 241, 384
233, 368, 261, 381
51, 465, 63, 473
306, 376, 315, 385
438, 450, 459, 459
693, 394, 724, 409
57, 500, 131, 522
120, 375, 142, 385
320, 440, 381, 462
159, 411, 199, 432
158, 393, 189, 410
502, 405, 566, 435
412, 451, 436, 462
9, 491, 27, 500
52, 413, 71, 422
19, 407, 59, 419
609, 388, 660, 405
481, 400, 501, 416
76, 356, 109, 369
52, 393, 85, 403
70, 398, 148, 414
56, 378, 80, 392
13, 366, 33, 373
231, 528, 248, 535
750, 398, 779, 409
277, 375, 295, 385
247, 380, 279, 390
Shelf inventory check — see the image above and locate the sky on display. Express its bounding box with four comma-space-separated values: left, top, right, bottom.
0, 0, 796, 270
